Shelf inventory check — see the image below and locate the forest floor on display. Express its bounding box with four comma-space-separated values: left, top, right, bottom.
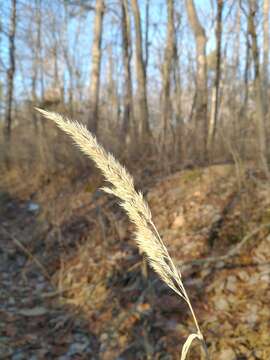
1, 163, 270, 359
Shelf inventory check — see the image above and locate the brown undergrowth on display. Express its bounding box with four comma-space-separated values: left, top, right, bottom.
1, 137, 270, 359
22, 166, 270, 357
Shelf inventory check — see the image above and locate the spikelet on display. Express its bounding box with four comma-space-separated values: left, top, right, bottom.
36, 108, 208, 360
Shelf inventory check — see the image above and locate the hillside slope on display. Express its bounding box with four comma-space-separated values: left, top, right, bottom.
0, 164, 270, 359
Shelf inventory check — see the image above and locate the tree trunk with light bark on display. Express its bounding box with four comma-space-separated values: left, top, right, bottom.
186, 0, 208, 163
4, 0, 17, 140
88, 0, 105, 134
248, 0, 269, 174
207, 0, 223, 155
131, 0, 150, 143
121, 0, 133, 145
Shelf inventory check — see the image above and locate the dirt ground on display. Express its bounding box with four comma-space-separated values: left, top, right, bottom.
1, 164, 270, 359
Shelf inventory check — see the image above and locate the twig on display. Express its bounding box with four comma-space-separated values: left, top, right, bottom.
0, 225, 51, 281
179, 223, 270, 268
40, 283, 95, 299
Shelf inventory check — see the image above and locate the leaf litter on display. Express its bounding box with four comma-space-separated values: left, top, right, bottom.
0, 163, 270, 359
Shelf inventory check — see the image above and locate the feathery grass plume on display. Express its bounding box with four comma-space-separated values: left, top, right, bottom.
36, 108, 210, 360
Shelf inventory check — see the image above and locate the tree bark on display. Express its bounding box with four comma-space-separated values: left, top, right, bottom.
263, 0, 269, 113
131, 0, 150, 143
207, 0, 223, 155
238, 21, 250, 158
63, 1, 74, 115
173, 46, 183, 160
161, 0, 175, 151
4, 0, 17, 140
248, 0, 269, 174
31, 0, 43, 132
106, 46, 119, 126
88, 0, 105, 133
144, 0, 150, 74
186, 0, 208, 163
121, 0, 133, 144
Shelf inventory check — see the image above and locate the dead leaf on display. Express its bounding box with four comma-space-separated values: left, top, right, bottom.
18, 306, 48, 317
218, 348, 236, 360
172, 212, 185, 229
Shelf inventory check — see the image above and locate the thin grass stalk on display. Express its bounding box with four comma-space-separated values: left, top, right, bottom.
36, 108, 210, 359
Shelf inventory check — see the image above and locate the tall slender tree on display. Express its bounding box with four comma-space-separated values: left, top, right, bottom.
106, 46, 119, 126
161, 0, 175, 151
248, 0, 269, 174
144, 0, 150, 75
131, 0, 150, 143
207, 0, 224, 154
121, 0, 133, 144
4, 0, 17, 139
172, 9, 184, 159
88, 0, 105, 133
31, 0, 43, 131
186, 0, 208, 162
263, 0, 269, 113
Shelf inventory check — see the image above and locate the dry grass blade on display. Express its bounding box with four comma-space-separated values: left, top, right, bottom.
181, 333, 203, 360
36, 108, 209, 359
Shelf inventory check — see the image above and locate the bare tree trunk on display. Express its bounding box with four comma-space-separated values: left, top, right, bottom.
131, 0, 150, 143
207, 0, 223, 155
173, 11, 183, 160
161, 0, 175, 151
51, 16, 60, 94
186, 0, 208, 163
238, 24, 251, 158
64, 53, 74, 115
31, 56, 38, 132
88, 0, 105, 133
4, 0, 17, 140
63, 1, 74, 115
31, 0, 43, 132
37, 0, 44, 104
248, 0, 269, 174
121, 0, 133, 145
263, 0, 269, 113
106, 46, 119, 126
173, 46, 183, 160
144, 0, 150, 75
231, 3, 242, 151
